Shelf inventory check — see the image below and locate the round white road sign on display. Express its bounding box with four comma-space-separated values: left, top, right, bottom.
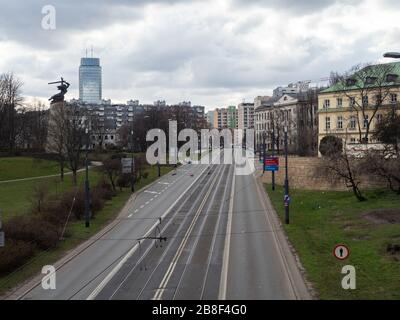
333, 244, 349, 260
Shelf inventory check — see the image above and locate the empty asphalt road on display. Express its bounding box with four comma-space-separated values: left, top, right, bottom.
15, 148, 310, 300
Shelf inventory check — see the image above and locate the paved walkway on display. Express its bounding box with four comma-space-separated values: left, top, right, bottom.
0, 162, 103, 184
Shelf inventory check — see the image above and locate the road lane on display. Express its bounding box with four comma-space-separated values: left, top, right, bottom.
225, 168, 295, 299
19, 161, 211, 300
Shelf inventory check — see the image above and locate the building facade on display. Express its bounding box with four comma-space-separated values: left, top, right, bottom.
317, 62, 400, 155
213, 107, 238, 129
68, 99, 206, 149
79, 57, 102, 104
255, 90, 318, 155
238, 102, 255, 130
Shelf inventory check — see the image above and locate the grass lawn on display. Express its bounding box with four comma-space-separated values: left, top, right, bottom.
0, 157, 67, 181
0, 164, 174, 296
266, 184, 400, 300
0, 171, 102, 221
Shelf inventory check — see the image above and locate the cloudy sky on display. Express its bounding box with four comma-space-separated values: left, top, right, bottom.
0, 0, 399, 110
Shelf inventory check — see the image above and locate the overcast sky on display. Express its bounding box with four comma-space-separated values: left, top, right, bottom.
1, 0, 399, 110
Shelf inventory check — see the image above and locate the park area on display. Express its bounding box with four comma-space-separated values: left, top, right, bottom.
0, 154, 174, 296
266, 184, 400, 300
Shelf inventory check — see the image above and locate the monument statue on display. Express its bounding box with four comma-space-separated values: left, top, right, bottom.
48, 77, 70, 103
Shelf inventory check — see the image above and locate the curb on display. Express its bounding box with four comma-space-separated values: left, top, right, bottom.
255, 173, 316, 300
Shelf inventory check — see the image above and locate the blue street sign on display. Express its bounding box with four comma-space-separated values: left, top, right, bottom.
265, 164, 279, 171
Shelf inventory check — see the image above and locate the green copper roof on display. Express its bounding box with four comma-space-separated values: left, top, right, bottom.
321, 61, 400, 94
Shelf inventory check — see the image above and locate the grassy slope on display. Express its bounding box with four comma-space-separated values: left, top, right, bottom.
0, 171, 102, 221
0, 165, 174, 296
0, 157, 67, 181
266, 184, 400, 300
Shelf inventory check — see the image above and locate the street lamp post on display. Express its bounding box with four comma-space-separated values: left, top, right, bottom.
284, 125, 290, 224
131, 129, 135, 193
84, 127, 91, 228
271, 113, 276, 191
262, 131, 266, 173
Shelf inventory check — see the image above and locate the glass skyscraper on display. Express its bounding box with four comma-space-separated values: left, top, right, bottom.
79, 57, 102, 104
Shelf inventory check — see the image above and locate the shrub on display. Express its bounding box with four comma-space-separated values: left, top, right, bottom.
117, 174, 131, 190
319, 135, 343, 157
3, 216, 60, 250
0, 240, 35, 275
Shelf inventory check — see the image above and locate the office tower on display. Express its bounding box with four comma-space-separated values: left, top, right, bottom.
79, 57, 102, 104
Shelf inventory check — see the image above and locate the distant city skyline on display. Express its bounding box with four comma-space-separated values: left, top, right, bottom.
1, 0, 399, 111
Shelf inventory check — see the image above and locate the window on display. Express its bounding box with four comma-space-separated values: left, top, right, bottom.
346, 78, 356, 86
111, 135, 114, 140
386, 74, 398, 82
325, 117, 331, 131
350, 138, 356, 143
337, 98, 343, 108
366, 76, 377, 85
375, 94, 382, 106
363, 115, 369, 128
362, 96, 369, 107
376, 114, 383, 124
349, 97, 356, 108
105, 135, 109, 140
391, 93, 397, 104
337, 116, 343, 129
350, 116, 356, 130
323, 99, 330, 109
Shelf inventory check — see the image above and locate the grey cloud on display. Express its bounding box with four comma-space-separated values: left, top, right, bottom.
0, 0, 189, 50
230, 0, 362, 14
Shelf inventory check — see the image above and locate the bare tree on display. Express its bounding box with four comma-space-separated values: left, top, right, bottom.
102, 157, 121, 191
47, 103, 86, 184
47, 102, 68, 181
320, 135, 366, 201
297, 89, 319, 156
0, 72, 24, 152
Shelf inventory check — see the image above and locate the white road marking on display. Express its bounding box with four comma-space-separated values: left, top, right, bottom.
128, 214, 133, 218
86, 165, 209, 300
153, 167, 221, 300
158, 182, 170, 185
219, 166, 235, 300
134, 209, 139, 213
140, 205, 144, 209
145, 190, 159, 194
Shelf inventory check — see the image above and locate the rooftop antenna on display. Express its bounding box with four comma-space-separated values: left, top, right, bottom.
91, 45, 94, 58
85, 48, 88, 58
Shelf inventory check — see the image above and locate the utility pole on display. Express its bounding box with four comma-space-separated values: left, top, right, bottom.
284, 126, 290, 224
84, 128, 91, 228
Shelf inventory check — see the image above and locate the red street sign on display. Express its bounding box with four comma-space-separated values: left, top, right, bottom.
333, 244, 350, 260
265, 157, 279, 166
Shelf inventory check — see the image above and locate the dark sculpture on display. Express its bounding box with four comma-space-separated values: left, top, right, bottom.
48, 77, 70, 103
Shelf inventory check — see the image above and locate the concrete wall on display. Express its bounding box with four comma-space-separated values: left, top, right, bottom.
260, 156, 386, 191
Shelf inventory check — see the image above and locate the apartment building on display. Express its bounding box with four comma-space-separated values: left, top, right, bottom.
317, 62, 400, 154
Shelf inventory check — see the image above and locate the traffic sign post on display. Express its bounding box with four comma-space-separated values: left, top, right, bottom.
0, 231, 4, 247
264, 156, 279, 172
333, 244, 350, 260
0, 209, 4, 247
121, 158, 134, 174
